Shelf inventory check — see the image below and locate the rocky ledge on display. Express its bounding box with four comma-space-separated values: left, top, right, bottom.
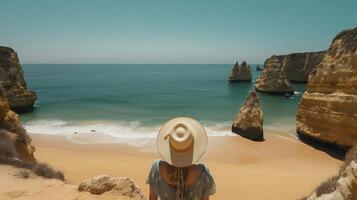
0, 46, 37, 113
0, 86, 35, 161
264, 51, 325, 83
304, 147, 357, 200
232, 91, 264, 141
255, 58, 294, 95
296, 27, 357, 149
228, 61, 252, 82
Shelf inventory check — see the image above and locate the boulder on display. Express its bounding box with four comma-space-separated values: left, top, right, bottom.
255, 58, 294, 95
232, 91, 264, 141
78, 175, 116, 195
0, 46, 37, 113
78, 175, 145, 199
296, 27, 357, 149
228, 61, 252, 82
264, 51, 325, 83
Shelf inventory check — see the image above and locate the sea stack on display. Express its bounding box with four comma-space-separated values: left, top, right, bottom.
264, 51, 325, 83
228, 61, 252, 82
0, 46, 37, 113
255, 58, 294, 95
232, 91, 264, 141
297, 27, 357, 149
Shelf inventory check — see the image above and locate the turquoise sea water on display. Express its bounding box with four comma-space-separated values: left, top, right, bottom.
21, 64, 306, 138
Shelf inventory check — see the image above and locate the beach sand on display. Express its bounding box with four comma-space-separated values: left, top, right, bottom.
18, 130, 343, 200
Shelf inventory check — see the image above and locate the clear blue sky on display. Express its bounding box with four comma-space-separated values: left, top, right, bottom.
1, 0, 356, 64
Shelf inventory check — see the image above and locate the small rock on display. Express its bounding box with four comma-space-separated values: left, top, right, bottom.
78, 175, 146, 199
78, 175, 116, 195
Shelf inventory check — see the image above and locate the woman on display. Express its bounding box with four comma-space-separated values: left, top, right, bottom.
147, 117, 216, 200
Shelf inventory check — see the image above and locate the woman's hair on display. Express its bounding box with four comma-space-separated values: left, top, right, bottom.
167, 165, 189, 200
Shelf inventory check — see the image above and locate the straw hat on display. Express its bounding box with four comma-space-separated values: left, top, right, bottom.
157, 117, 208, 168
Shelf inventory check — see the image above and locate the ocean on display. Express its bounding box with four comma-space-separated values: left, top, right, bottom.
21, 64, 306, 139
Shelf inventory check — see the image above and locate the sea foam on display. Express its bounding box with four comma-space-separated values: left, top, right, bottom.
24, 119, 236, 139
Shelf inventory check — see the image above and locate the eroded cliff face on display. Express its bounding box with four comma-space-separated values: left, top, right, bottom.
304, 147, 357, 200
264, 51, 325, 83
228, 61, 252, 82
255, 58, 294, 95
297, 27, 357, 149
0, 87, 35, 161
0, 47, 37, 113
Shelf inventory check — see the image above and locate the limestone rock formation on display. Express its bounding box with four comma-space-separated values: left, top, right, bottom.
304, 147, 357, 200
264, 51, 325, 83
0, 87, 35, 161
255, 58, 294, 95
228, 61, 252, 82
0, 46, 37, 113
296, 27, 357, 149
232, 91, 264, 141
78, 175, 145, 199
0, 166, 145, 200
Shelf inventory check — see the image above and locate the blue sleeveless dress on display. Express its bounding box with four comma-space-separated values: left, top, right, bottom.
147, 160, 216, 200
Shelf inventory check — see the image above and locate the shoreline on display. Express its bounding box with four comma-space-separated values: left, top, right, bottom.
30, 131, 343, 200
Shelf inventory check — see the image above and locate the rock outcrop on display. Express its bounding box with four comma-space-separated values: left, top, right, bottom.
0, 47, 37, 113
255, 58, 294, 95
0, 86, 35, 161
78, 175, 145, 199
228, 61, 252, 82
304, 146, 357, 200
232, 91, 264, 141
0, 165, 146, 200
296, 27, 357, 149
264, 51, 325, 83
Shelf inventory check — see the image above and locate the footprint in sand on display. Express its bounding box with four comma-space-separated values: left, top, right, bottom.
4, 190, 26, 198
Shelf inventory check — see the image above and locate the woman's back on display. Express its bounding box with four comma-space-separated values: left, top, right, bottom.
147, 160, 216, 200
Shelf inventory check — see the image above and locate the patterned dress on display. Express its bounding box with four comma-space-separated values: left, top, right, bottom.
147, 160, 216, 200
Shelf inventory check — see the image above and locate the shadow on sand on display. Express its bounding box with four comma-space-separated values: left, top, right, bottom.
298, 133, 347, 160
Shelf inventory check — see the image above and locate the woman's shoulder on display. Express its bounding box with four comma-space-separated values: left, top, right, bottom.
147, 159, 162, 185
197, 164, 215, 184
197, 163, 216, 195
198, 163, 211, 174
150, 159, 162, 168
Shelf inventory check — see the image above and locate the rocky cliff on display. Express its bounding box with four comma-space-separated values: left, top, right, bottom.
255, 58, 294, 95
264, 51, 325, 83
0, 86, 35, 161
296, 27, 357, 149
228, 61, 252, 82
0, 47, 37, 113
304, 146, 357, 200
232, 91, 264, 141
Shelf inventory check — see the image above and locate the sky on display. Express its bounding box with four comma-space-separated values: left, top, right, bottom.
1, 0, 356, 64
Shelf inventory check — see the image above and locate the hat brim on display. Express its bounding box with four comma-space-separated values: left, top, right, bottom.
157, 117, 208, 168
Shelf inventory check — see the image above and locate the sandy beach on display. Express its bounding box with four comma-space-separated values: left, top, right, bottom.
26, 131, 343, 200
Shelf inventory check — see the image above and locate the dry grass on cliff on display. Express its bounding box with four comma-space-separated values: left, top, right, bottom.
303, 146, 357, 198
0, 130, 65, 181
